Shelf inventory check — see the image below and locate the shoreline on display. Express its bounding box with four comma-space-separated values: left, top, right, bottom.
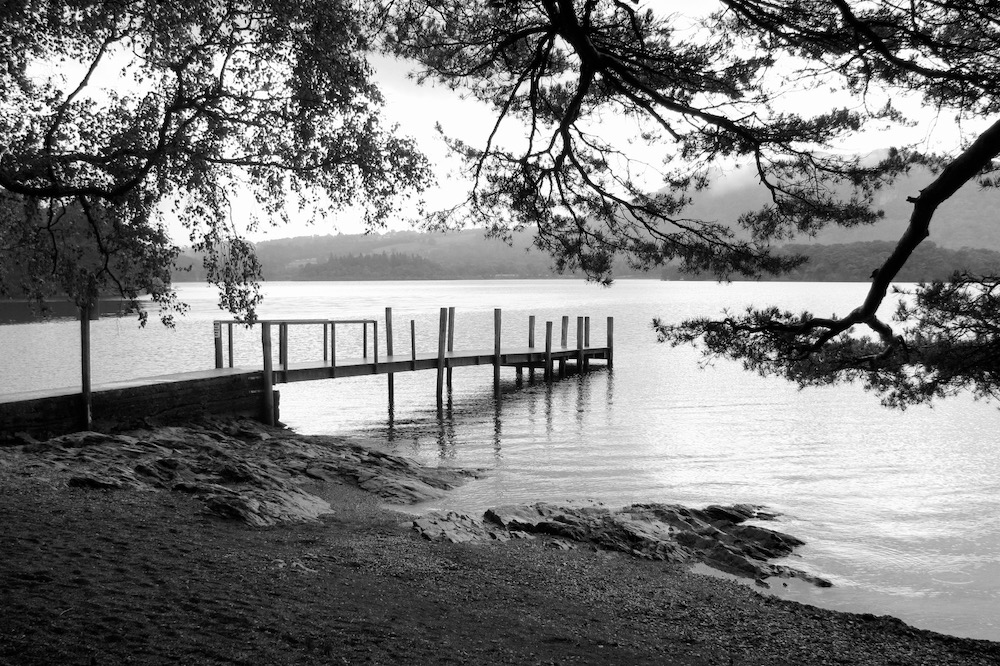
1, 417, 997, 665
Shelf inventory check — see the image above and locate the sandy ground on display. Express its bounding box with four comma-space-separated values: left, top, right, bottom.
1, 424, 999, 665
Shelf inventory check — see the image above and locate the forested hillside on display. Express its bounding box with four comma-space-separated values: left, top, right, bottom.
173, 230, 1000, 283
661, 241, 1000, 281
172, 229, 575, 281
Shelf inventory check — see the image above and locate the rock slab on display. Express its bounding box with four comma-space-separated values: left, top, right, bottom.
2, 417, 483, 527
414, 501, 832, 587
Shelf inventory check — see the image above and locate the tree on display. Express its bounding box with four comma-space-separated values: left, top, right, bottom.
1, 0, 430, 324
381, 0, 1000, 406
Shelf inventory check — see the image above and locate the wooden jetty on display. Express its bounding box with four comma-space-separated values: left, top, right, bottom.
218, 307, 613, 425
1, 307, 612, 437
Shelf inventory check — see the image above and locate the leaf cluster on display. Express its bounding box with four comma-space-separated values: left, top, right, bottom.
656, 272, 1000, 407
1, 0, 431, 323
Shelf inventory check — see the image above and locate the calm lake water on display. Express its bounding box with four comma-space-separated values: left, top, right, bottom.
2, 279, 998, 641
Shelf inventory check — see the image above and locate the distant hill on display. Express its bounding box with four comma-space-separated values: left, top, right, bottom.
299, 251, 456, 280
173, 229, 612, 282
170, 165, 1000, 284
661, 240, 1000, 282
683, 165, 1000, 251
254, 229, 565, 280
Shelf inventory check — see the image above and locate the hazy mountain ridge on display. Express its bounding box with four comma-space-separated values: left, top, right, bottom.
685, 166, 1000, 250
660, 240, 1000, 282
173, 229, 590, 281
170, 169, 1000, 282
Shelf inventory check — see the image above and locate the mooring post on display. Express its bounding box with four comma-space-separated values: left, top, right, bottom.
436, 308, 447, 410
584, 316, 591, 372
528, 315, 536, 381
214, 321, 223, 369
386, 307, 395, 408
576, 316, 584, 371
331, 323, 337, 378
447, 306, 456, 391
559, 316, 569, 378
279, 322, 289, 382
410, 319, 417, 371
79, 304, 93, 430
227, 322, 234, 368
544, 321, 554, 383
262, 322, 275, 426
607, 316, 614, 369
494, 308, 502, 399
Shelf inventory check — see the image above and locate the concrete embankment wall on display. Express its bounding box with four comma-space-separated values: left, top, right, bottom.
0, 372, 277, 441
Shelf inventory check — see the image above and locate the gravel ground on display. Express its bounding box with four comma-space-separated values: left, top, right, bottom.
1, 429, 998, 665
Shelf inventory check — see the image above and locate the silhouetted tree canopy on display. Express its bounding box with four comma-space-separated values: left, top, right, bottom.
381, 0, 1000, 406
1, 0, 430, 323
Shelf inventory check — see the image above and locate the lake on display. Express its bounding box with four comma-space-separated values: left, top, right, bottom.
2, 279, 998, 641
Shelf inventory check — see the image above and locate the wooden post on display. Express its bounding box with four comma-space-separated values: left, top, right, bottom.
279, 322, 289, 382
493, 308, 502, 399
214, 321, 223, 369
436, 308, 447, 410
386, 307, 394, 408
576, 316, 584, 371
373, 321, 379, 368
410, 319, 417, 371
227, 322, 234, 368
447, 307, 456, 391
607, 316, 614, 369
584, 316, 591, 372
323, 323, 328, 363
544, 321, 553, 383
528, 315, 536, 381
262, 323, 275, 425
331, 324, 337, 378
80, 305, 92, 429
363, 323, 368, 359
559, 315, 568, 378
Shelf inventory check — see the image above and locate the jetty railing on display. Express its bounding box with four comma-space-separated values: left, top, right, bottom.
214, 318, 378, 373
213, 308, 613, 425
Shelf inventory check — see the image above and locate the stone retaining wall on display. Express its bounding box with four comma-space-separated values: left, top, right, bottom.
0, 373, 277, 440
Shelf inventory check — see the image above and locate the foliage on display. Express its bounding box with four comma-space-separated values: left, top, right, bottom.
380, 0, 930, 283
382, 0, 1000, 405
0, 0, 430, 323
658, 274, 1000, 407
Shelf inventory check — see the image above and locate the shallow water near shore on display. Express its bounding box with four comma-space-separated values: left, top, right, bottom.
3, 279, 999, 641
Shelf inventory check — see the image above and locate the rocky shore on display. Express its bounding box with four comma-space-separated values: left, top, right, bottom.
2, 418, 998, 664
4, 418, 484, 526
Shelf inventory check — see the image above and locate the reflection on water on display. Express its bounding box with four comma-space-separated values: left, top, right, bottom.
0, 298, 137, 324
2, 280, 999, 641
